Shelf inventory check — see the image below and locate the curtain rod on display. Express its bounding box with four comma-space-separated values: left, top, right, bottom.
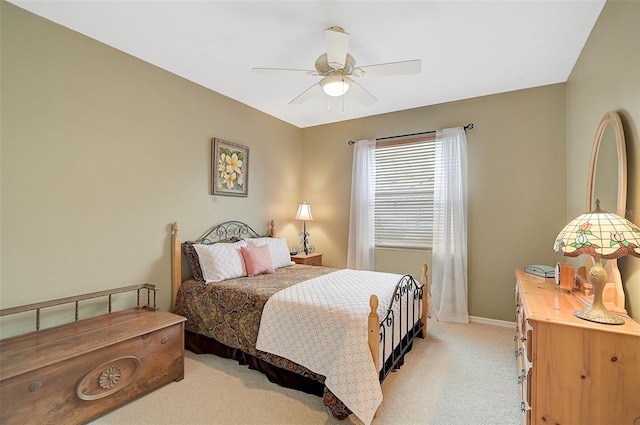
347, 123, 474, 145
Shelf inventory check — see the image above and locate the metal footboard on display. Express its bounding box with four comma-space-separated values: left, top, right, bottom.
378, 274, 425, 381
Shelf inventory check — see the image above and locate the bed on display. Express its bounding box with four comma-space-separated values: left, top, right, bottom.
170, 220, 427, 424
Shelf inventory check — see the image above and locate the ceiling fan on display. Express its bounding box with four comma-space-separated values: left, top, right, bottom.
252, 26, 421, 106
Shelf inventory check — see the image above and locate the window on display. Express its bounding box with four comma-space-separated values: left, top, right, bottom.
374, 137, 435, 249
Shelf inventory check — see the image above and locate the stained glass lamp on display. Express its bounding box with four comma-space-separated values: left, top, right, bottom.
554, 200, 640, 324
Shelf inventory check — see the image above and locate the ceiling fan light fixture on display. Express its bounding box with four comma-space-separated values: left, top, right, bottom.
321, 75, 350, 97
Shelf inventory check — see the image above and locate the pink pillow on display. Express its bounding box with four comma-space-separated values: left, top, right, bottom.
240, 244, 275, 277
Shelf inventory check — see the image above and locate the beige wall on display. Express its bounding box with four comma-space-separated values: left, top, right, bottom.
566, 0, 640, 321
301, 84, 568, 322
0, 3, 303, 336
7, 0, 634, 333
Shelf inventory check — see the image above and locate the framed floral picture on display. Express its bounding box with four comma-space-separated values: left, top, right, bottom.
212, 138, 249, 197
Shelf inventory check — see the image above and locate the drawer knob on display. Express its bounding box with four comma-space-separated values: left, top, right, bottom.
161, 336, 169, 344
29, 381, 43, 392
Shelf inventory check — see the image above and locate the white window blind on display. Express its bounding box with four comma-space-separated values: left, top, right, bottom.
374, 139, 435, 249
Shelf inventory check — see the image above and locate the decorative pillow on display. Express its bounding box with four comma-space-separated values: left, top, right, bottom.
240, 244, 275, 277
182, 242, 204, 282
245, 237, 294, 269
193, 240, 247, 283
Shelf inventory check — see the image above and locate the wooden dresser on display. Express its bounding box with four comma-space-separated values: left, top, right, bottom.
0, 307, 186, 425
514, 269, 640, 425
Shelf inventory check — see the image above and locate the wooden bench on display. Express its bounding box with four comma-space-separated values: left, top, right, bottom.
0, 284, 186, 425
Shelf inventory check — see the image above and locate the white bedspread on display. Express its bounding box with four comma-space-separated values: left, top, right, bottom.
255, 269, 403, 425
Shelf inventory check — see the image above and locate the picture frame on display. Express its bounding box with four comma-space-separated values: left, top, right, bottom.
212, 138, 249, 197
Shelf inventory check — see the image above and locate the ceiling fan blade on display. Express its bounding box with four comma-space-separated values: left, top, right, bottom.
252, 67, 318, 76
325, 26, 350, 70
348, 78, 378, 106
354, 59, 422, 77
289, 83, 322, 105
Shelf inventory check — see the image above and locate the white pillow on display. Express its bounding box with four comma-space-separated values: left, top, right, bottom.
193, 240, 247, 283
245, 237, 294, 269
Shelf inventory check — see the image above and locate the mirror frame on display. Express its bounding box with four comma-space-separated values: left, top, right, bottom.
586, 111, 627, 215
581, 111, 627, 312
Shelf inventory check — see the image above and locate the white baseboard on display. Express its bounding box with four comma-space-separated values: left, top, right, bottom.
469, 315, 515, 328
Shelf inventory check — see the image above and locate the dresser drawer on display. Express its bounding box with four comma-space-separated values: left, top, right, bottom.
305, 255, 322, 266
1, 311, 185, 425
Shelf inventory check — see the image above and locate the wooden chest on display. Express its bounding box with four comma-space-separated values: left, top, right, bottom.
0, 308, 186, 425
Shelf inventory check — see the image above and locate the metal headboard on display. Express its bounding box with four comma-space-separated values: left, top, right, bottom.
193, 221, 262, 244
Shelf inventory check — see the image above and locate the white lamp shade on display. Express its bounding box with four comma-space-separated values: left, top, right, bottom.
554, 207, 640, 259
320, 75, 350, 97
295, 203, 313, 221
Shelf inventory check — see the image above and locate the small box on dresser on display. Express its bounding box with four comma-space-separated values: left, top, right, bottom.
0, 307, 186, 425
514, 269, 640, 425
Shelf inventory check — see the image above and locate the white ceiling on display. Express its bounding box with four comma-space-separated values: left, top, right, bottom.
9, 0, 605, 129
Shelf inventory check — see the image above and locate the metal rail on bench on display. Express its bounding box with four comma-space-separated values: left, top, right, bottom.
0, 283, 158, 332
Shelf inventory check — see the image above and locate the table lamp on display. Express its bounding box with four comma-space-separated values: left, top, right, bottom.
554, 200, 640, 324
295, 202, 315, 255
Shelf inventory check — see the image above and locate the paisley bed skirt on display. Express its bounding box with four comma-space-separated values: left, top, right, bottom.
184, 330, 352, 420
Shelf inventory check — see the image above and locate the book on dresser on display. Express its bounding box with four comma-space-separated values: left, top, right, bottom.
514, 269, 640, 425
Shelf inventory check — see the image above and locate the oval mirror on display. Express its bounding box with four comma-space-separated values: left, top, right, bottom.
586, 111, 627, 215
581, 111, 627, 313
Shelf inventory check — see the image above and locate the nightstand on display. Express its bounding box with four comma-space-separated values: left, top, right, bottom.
291, 252, 322, 266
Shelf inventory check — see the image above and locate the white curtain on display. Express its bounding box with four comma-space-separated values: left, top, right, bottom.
347, 139, 376, 270
432, 127, 469, 323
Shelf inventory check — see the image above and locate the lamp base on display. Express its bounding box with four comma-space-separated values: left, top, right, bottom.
572, 261, 625, 325
574, 303, 625, 325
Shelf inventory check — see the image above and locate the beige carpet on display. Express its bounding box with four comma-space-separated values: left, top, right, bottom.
90, 320, 520, 425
